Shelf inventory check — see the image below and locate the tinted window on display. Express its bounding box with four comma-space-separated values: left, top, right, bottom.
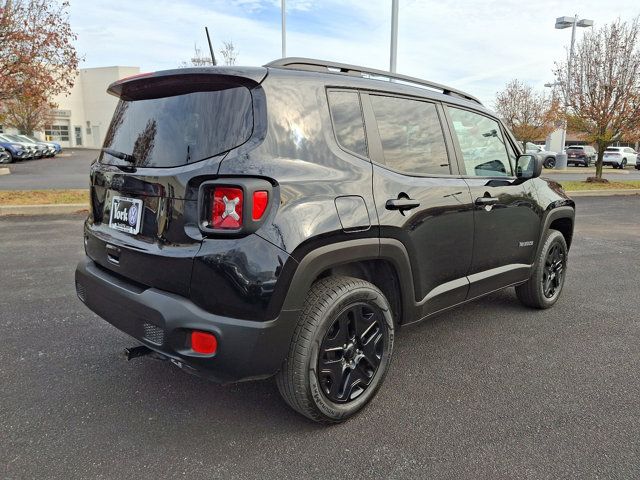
327, 91, 367, 157
100, 86, 253, 168
448, 107, 512, 177
370, 95, 449, 175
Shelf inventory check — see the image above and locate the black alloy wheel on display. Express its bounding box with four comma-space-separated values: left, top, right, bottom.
516, 229, 568, 309
318, 303, 385, 403
542, 243, 565, 299
276, 276, 394, 423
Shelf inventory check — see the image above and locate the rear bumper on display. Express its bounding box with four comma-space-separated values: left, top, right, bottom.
75, 257, 299, 383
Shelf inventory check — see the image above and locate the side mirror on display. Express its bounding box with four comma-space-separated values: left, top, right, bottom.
516, 154, 542, 180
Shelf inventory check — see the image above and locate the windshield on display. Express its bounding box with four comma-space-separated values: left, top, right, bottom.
100, 86, 254, 168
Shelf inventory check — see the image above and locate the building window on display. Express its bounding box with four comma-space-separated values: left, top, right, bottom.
0, 124, 3, 133
86, 121, 92, 135
44, 124, 70, 142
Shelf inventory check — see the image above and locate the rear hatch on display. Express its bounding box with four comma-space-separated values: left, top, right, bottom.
85, 67, 267, 296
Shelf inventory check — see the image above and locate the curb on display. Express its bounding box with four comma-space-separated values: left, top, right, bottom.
0, 203, 89, 216
0, 167, 9, 176
567, 189, 640, 197
545, 169, 630, 175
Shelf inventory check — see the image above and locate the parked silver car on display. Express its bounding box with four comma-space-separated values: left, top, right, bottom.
525, 142, 558, 169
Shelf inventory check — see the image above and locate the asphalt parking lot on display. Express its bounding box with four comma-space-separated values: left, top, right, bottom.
1, 196, 639, 479
0, 149, 97, 190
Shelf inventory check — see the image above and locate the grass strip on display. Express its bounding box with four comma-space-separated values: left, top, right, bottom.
0, 189, 89, 206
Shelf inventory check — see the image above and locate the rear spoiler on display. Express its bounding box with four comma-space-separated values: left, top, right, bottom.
107, 66, 268, 100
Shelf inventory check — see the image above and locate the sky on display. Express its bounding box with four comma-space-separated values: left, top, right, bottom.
69, 0, 640, 106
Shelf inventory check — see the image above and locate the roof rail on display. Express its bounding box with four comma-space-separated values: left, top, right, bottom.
265, 57, 482, 105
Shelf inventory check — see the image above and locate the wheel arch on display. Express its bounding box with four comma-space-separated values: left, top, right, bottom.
280, 238, 417, 325
537, 206, 575, 258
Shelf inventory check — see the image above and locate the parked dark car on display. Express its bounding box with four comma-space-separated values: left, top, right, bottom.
0, 134, 32, 162
75, 58, 575, 423
566, 145, 597, 166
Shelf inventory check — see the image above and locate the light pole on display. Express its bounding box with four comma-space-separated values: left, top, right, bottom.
553, 15, 593, 169
281, 0, 286, 58
390, 0, 399, 72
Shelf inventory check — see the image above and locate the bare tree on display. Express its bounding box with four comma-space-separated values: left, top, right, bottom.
220, 41, 238, 66
494, 79, 559, 150
554, 17, 640, 180
180, 44, 215, 68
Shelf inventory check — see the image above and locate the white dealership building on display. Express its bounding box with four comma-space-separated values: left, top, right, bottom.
1, 66, 140, 149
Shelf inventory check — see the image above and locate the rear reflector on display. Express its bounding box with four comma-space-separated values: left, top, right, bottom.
252, 191, 268, 220
212, 187, 243, 229
191, 331, 218, 355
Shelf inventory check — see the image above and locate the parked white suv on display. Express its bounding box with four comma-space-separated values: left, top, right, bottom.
603, 147, 638, 169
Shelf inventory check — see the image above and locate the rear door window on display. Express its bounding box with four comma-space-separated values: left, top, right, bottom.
369, 95, 450, 175
327, 90, 368, 157
101, 86, 253, 168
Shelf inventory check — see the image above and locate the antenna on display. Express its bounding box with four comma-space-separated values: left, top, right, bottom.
205, 26, 217, 66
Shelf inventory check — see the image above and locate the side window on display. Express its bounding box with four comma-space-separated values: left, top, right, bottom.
327, 90, 367, 157
369, 95, 450, 175
447, 107, 513, 177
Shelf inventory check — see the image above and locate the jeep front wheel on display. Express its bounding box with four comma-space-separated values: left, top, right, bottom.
276, 276, 395, 423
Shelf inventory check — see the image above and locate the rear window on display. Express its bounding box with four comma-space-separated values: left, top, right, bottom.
567, 146, 584, 150
100, 86, 253, 168
606, 148, 620, 151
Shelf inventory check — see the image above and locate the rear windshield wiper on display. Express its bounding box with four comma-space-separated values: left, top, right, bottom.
101, 148, 136, 164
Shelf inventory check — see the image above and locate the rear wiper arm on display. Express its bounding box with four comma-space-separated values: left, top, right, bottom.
101, 148, 136, 163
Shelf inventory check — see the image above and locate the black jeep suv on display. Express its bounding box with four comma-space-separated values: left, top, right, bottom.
75, 58, 575, 423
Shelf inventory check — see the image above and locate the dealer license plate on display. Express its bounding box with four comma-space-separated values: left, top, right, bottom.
109, 196, 143, 235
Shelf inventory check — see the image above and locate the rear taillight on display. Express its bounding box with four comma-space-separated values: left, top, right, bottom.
198, 179, 273, 235
252, 191, 268, 220
211, 187, 243, 230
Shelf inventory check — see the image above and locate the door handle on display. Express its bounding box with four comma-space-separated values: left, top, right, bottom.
474, 196, 499, 206
386, 198, 420, 212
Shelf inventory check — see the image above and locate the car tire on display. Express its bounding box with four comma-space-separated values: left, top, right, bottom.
276, 276, 395, 423
543, 157, 556, 169
516, 229, 568, 309
0, 153, 11, 164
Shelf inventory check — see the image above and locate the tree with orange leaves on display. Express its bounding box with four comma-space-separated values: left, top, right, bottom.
0, 0, 79, 133
494, 79, 559, 151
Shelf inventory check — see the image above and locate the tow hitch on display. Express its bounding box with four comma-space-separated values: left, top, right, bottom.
124, 345, 158, 361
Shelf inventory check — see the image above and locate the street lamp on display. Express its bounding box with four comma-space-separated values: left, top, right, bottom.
553, 15, 593, 169
390, 0, 399, 72
281, 0, 286, 58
